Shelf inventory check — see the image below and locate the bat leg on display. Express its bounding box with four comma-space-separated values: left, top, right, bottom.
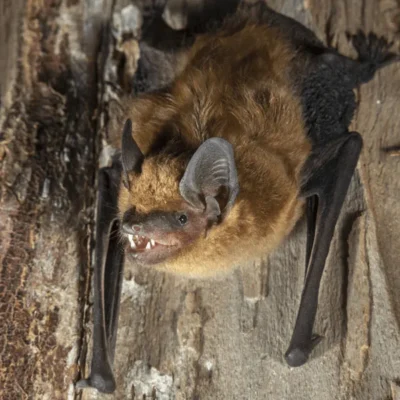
76, 162, 124, 393
285, 132, 362, 367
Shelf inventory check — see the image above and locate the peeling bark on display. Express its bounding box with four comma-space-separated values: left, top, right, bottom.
0, 0, 109, 398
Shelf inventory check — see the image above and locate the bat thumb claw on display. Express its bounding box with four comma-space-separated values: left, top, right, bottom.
284, 334, 323, 367
75, 379, 91, 389
311, 333, 323, 346
75, 373, 116, 394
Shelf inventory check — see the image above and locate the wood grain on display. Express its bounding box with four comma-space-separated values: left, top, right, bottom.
1, 0, 399, 399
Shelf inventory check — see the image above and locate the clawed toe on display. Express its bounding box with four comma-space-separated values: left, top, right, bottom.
347, 30, 398, 66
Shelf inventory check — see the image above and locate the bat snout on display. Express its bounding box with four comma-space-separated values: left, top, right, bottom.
121, 222, 142, 235
132, 224, 142, 232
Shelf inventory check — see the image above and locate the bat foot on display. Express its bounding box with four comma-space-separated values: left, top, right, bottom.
284, 334, 322, 367
76, 373, 116, 394
346, 31, 399, 82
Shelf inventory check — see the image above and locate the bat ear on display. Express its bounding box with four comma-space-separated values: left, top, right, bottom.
121, 119, 144, 176
179, 138, 239, 221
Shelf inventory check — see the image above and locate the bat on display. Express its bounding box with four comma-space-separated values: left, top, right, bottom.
77, 1, 399, 393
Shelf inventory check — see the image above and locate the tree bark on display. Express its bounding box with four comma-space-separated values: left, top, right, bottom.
0, 0, 111, 398
1, 1, 400, 399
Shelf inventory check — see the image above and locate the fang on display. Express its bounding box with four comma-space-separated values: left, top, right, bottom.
128, 235, 136, 249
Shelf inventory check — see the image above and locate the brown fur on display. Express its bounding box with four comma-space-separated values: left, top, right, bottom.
118, 22, 311, 277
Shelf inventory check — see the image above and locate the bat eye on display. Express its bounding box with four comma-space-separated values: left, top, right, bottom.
178, 214, 188, 225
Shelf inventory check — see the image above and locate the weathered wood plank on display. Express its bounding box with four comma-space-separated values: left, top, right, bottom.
0, 0, 111, 398
1, 0, 399, 399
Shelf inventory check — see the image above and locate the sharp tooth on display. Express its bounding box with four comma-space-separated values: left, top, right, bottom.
145, 241, 151, 250
128, 235, 136, 249
150, 239, 155, 246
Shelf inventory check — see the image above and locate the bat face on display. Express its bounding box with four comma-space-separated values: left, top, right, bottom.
119, 154, 195, 265
118, 121, 239, 268
121, 206, 210, 265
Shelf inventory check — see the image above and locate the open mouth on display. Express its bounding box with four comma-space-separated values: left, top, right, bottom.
124, 234, 178, 257
127, 235, 156, 251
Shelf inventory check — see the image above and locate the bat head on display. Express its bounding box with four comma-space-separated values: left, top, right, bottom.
118, 119, 239, 266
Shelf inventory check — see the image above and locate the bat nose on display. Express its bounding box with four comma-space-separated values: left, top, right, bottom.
121, 223, 142, 234
132, 225, 141, 232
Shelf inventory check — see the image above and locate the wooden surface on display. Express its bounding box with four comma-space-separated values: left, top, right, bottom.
0, 0, 106, 398
1, 0, 400, 399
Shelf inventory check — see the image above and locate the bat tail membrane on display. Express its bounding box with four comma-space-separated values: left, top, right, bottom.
76, 162, 124, 394
285, 132, 362, 367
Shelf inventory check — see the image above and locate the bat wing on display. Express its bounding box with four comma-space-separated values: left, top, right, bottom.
285, 27, 398, 367
77, 160, 124, 393
285, 132, 362, 366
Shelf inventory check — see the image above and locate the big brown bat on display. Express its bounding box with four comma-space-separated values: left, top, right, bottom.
77, 1, 399, 393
